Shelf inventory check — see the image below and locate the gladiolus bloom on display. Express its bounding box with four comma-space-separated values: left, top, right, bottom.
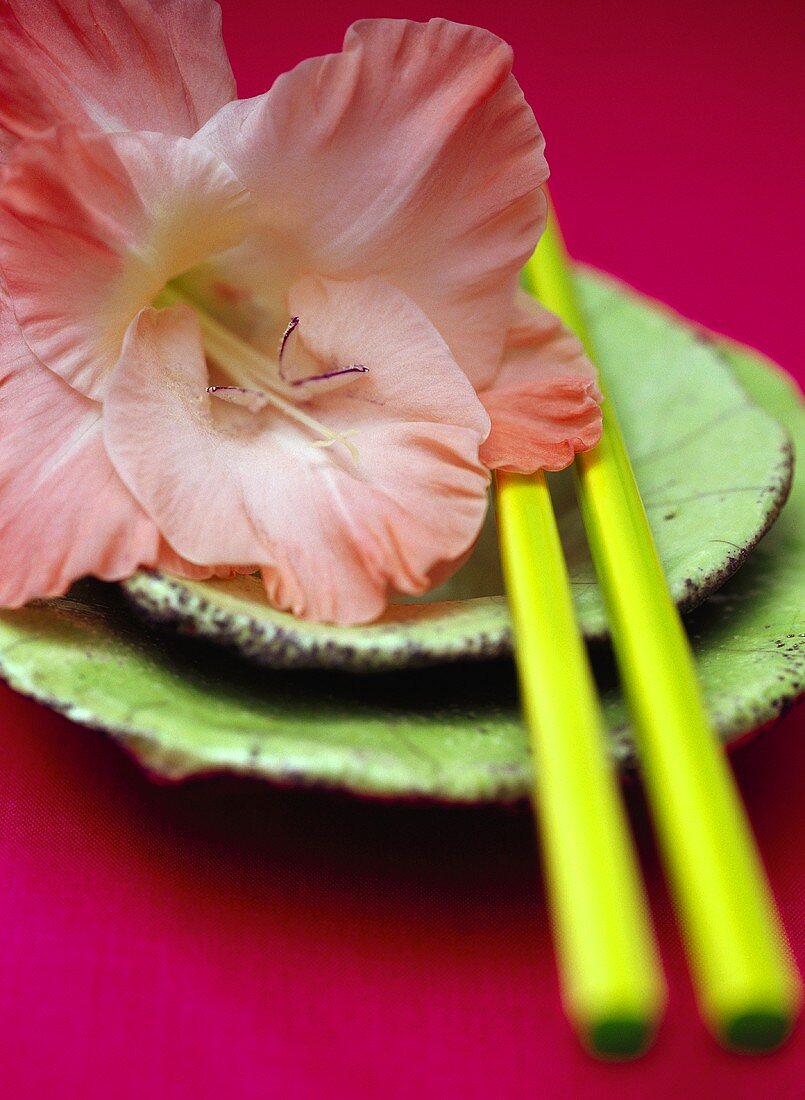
0, 3, 601, 623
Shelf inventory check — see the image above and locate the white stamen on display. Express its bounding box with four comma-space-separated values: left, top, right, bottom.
206, 385, 269, 413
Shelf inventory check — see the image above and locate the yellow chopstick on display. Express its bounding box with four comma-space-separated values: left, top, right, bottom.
525, 198, 802, 1050
496, 470, 665, 1057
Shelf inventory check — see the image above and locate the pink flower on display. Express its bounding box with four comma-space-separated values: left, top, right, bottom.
0, 3, 601, 623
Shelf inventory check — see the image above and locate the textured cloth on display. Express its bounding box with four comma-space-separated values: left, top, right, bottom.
0, 1, 802, 1095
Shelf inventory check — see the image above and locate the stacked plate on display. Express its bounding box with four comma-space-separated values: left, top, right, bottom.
2, 271, 802, 802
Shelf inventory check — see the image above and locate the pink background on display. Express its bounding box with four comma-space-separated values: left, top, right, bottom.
1, 2, 802, 1096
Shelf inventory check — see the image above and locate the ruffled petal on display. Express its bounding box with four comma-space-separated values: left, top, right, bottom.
0, 299, 208, 607
0, 0, 235, 152
198, 18, 547, 389
0, 126, 254, 399
479, 291, 603, 472
103, 277, 491, 624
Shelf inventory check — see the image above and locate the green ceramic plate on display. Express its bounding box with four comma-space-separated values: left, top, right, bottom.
122, 270, 793, 672
0, 278, 801, 803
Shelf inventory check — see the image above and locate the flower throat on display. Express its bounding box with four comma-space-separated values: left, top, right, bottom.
155, 285, 366, 463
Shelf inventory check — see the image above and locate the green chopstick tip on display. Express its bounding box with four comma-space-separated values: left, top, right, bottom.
721, 1011, 792, 1053
586, 1017, 654, 1060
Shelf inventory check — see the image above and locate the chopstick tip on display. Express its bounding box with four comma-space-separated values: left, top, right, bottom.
720, 1009, 795, 1054
584, 1016, 657, 1061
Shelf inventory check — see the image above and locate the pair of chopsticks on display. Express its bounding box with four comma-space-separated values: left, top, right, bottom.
495, 197, 801, 1058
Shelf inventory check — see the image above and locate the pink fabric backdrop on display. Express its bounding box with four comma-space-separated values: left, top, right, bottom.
1, 2, 802, 1096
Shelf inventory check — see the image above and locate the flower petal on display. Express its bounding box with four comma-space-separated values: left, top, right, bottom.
0, 299, 209, 607
198, 18, 547, 388
103, 278, 491, 624
479, 291, 603, 472
0, 126, 254, 400
0, 0, 234, 151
